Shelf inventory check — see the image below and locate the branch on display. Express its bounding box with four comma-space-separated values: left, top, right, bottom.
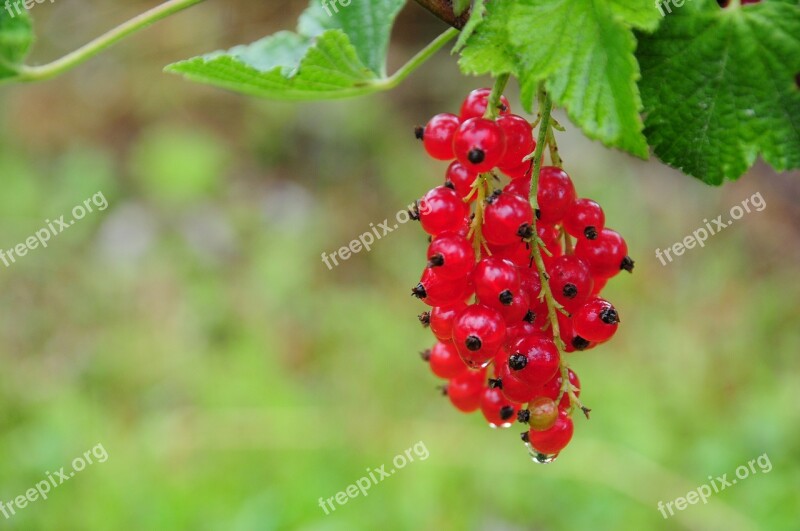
413, 0, 469, 29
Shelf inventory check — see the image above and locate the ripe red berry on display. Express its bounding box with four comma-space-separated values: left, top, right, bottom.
429, 302, 468, 342
480, 387, 520, 428
460, 88, 511, 120
418, 186, 470, 236
527, 396, 558, 431
412, 268, 471, 307
422, 113, 460, 160
451, 304, 507, 368
572, 298, 619, 342
540, 368, 581, 409
548, 255, 593, 313
482, 191, 534, 246
574, 228, 632, 278
496, 361, 538, 403
504, 175, 531, 198
473, 257, 522, 310
447, 369, 486, 412
445, 161, 478, 202
501, 161, 533, 181
453, 118, 507, 173
564, 198, 605, 240
527, 411, 573, 454
507, 334, 560, 389
537, 166, 576, 224
486, 240, 530, 267
496, 289, 529, 326
428, 341, 469, 379
427, 233, 475, 280
497, 114, 535, 169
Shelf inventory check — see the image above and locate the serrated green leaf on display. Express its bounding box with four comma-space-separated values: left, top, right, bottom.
609, 0, 663, 31
453, 0, 471, 17
0, 0, 33, 79
638, 1, 800, 184
166, 0, 405, 100
454, 0, 486, 52
457, 0, 517, 75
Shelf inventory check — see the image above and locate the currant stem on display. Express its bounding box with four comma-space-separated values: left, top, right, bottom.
483, 74, 511, 120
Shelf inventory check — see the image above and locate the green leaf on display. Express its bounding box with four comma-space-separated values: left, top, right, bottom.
0, 0, 33, 79
453, 0, 471, 17
166, 0, 406, 100
457, 0, 517, 75
638, 1, 800, 184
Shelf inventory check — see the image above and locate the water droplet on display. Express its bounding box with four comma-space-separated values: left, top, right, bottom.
523, 443, 558, 464
743, 109, 755, 117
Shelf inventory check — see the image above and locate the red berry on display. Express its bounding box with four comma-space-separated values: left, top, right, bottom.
527, 411, 573, 454
460, 88, 511, 120
564, 198, 605, 240
548, 255, 593, 313
496, 360, 538, 403
537, 166, 576, 224
501, 161, 533, 181
505, 321, 541, 349
427, 233, 475, 280
496, 289, 529, 326
473, 257, 522, 310
453, 118, 507, 173
480, 387, 520, 427
412, 268, 471, 307
445, 161, 478, 202
572, 298, 619, 342
497, 114, 535, 169
504, 175, 531, 198
429, 341, 469, 379
507, 334, 560, 388
591, 276, 608, 296
452, 304, 507, 368
430, 302, 468, 342
539, 368, 580, 409
574, 228, 630, 278
418, 186, 469, 236
487, 240, 530, 267
447, 369, 486, 412
482, 191, 534, 246
422, 113, 460, 160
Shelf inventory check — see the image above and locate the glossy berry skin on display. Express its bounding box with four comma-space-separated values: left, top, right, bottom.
452, 304, 507, 368
480, 387, 520, 427
496, 361, 538, 403
418, 186, 470, 237
573, 297, 619, 342
527, 411, 573, 454
473, 257, 522, 310
482, 192, 535, 246
540, 368, 580, 409
557, 312, 595, 354
502, 161, 532, 181
527, 396, 558, 431
505, 321, 541, 350
565, 198, 605, 240
429, 341, 469, 379
574, 228, 628, 279
413, 268, 471, 307
453, 118, 507, 173
507, 334, 560, 389
504, 175, 531, 199
427, 233, 475, 280
487, 240, 530, 267
497, 114, 535, 170
460, 88, 511, 120
445, 161, 478, 202
549, 255, 593, 313
429, 302, 468, 342
447, 369, 486, 412
496, 290, 529, 326
423, 113, 460, 160
537, 166, 576, 224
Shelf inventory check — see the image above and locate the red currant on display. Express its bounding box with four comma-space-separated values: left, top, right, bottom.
480, 387, 520, 428
453, 118, 507, 173
473, 257, 522, 310
539, 368, 580, 409
496, 289, 529, 326
537, 166, 576, 224
548, 255, 593, 313
460, 88, 511, 120
447, 369, 486, 412
486, 240, 530, 267
422, 113, 460, 160
502, 161, 532, 181
428, 341, 469, 379
574, 228, 633, 278
504, 175, 530, 198
496, 360, 538, 403
572, 297, 619, 342
427, 233, 475, 280
412, 268, 471, 307
507, 334, 560, 388
429, 302, 468, 342
445, 161, 478, 202
418, 186, 469, 237
452, 304, 507, 368
482, 191, 534, 246
497, 114, 535, 169
527, 411, 573, 454
564, 198, 605, 240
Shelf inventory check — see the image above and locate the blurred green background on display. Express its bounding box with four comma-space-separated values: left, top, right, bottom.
1, 1, 799, 530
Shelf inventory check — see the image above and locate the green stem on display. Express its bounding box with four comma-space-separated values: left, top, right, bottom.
379, 28, 459, 90
16, 0, 207, 82
483, 73, 510, 119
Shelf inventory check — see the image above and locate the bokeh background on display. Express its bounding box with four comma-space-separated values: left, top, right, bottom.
1, 1, 799, 529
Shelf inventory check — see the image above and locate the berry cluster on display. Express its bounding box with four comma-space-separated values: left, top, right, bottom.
413, 88, 633, 461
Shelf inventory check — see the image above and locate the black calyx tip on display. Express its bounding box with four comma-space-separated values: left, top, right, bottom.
498, 103, 509, 113
600, 307, 620, 325
411, 283, 427, 299
621, 256, 635, 273
584, 226, 598, 240
418, 312, 431, 327
535, 209, 541, 220
562, 283, 578, 299
468, 148, 486, 164
572, 336, 590, 351
517, 223, 534, 239
534, 452, 549, 463
517, 409, 531, 423
498, 289, 514, 306
488, 378, 503, 389
443, 180, 455, 190
523, 310, 536, 324
520, 431, 530, 443
508, 353, 527, 371
420, 349, 431, 361
439, 385, 448, 396
500, 406, 515, 421
409, 201, 420, 221
414, 126, 424, 140
465, 335, 482, 352
427, 253, 445, 268
485, 190, 501, 205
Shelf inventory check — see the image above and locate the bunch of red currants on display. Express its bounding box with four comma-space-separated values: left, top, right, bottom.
414, 88, 633, 461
